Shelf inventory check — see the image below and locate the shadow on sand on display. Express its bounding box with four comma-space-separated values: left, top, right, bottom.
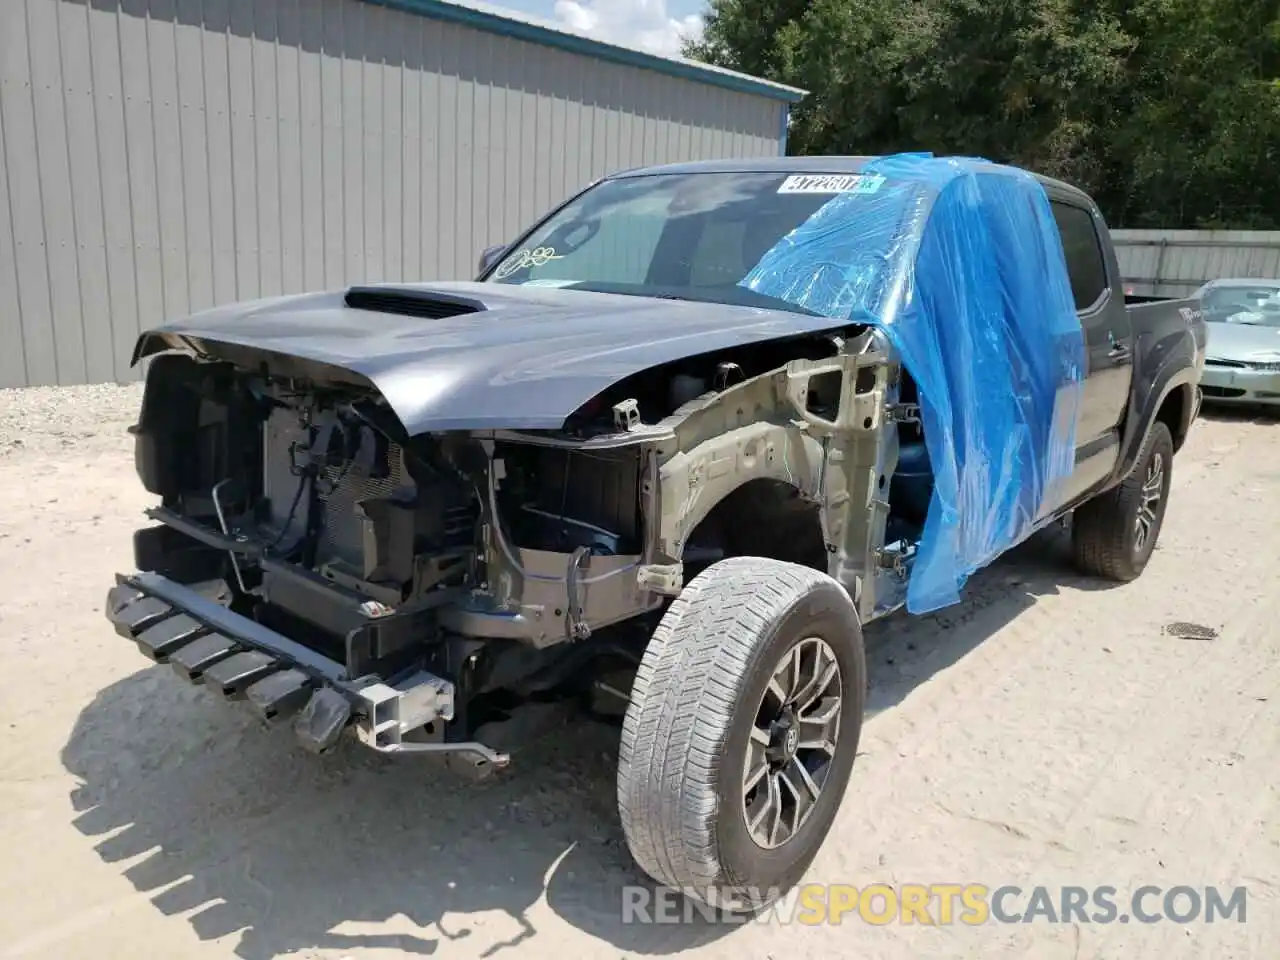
1195, 401, 1280, 426
62, 525, 1117, 957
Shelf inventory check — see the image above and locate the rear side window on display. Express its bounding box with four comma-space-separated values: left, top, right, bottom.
1050, 201, 1108, 310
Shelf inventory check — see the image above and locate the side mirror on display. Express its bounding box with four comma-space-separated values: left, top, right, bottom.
478, 244, 507, 276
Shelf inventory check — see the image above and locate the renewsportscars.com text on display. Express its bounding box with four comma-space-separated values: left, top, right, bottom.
622, 883, 1249, 926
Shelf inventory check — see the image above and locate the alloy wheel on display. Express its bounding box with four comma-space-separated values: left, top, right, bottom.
741, 636, 844, 849
1135, 451, 1165, 555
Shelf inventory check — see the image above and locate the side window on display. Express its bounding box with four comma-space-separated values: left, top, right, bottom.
1050, 201, 1109, 311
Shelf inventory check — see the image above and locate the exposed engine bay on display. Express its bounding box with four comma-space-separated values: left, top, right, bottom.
116, 315, 910, 766
130, 326, 859, 622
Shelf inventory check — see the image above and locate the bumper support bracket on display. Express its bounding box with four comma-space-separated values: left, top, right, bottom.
103, 570, 509, 767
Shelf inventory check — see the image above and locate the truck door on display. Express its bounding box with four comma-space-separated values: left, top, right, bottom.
1049, 199, 1134, 477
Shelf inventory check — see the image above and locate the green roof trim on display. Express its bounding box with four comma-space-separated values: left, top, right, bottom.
362, 0, 808, 105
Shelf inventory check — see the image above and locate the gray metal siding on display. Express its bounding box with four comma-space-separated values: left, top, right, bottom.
1113, 229, 1280, 298
0, 0, 784, 388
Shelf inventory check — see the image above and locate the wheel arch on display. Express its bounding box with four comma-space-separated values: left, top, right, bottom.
1115, 367, 1198, 483
680, 476, 830, 572
655, 420, 831, 568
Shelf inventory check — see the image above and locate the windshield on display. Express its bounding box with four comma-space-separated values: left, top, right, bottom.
483, 171, 894, 315
1201, 283, 1280, 326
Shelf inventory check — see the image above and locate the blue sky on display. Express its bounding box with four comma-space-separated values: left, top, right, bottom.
485, 0, 707, 56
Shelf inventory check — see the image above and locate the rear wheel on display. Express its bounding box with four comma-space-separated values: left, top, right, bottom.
617, 557, 866, 912
1071, 421, 1173, 581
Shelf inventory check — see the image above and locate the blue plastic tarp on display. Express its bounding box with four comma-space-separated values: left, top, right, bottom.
740, 153, 1087, 613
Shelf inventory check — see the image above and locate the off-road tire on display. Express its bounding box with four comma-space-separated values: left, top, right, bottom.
617, 556, 866, 913
1071, 420, 1174, 581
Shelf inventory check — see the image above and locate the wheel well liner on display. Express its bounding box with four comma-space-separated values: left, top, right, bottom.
683, 478, 828, 572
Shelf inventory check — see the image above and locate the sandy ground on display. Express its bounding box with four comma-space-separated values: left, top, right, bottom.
0, 385, 1276, 960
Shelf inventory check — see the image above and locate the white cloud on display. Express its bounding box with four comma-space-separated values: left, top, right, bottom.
553, 0, 703, 57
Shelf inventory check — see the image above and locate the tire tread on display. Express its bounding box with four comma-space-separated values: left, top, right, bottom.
1071, 421, 1173, 581
617, 557, 848, 897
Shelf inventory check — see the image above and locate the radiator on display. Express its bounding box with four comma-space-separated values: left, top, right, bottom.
261, 407, 415, 569
318, 442, 411, 568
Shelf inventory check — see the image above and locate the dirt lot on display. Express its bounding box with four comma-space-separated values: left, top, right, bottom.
0, 385, 1276, 960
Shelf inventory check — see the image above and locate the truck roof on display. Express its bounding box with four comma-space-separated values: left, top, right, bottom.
607, 155, 1094, 209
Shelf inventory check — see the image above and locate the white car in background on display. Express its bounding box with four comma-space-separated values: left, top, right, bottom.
1194, 278, 1280, 407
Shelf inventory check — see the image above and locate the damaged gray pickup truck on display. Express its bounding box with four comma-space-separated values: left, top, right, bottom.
104, 155, 1205, 911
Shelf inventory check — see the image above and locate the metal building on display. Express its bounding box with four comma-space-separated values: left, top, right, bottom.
0, 0, 804, 388
1112, 230, 1280, 298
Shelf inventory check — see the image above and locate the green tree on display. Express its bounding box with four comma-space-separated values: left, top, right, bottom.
1105, 0, 1280, 227
686, 0, 1280, 228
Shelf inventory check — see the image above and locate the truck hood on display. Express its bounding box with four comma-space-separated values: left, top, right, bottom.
1204, 320, 1280, 362
133, 281, 856, 434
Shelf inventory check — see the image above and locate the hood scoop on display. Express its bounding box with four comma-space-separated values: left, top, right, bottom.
344, 286, 486, 320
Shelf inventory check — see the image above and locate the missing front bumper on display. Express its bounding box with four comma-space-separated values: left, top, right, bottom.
104, 572, 509, 767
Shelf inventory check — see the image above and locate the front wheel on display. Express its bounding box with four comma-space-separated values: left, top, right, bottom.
616, 557, 866, 912
1071, 420, 1174, 581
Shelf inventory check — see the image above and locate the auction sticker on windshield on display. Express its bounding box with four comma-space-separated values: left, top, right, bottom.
777, 174, 885, 195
